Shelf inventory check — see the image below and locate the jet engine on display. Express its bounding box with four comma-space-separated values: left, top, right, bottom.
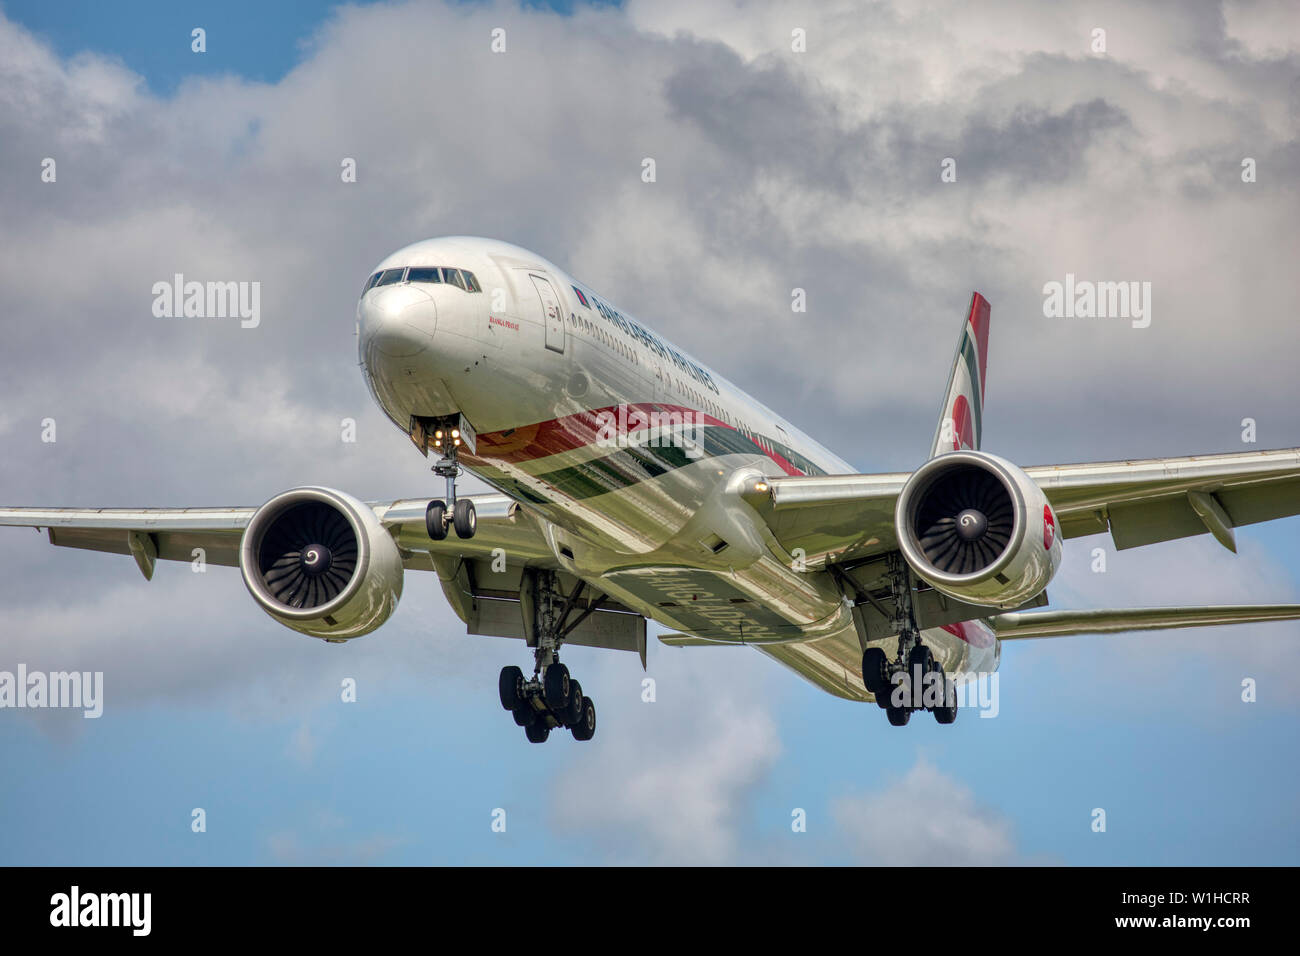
895, 451, 1062, 608
239, 487, 404, 640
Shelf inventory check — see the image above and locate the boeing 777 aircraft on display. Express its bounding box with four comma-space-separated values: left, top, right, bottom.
5, 236, 1300, 739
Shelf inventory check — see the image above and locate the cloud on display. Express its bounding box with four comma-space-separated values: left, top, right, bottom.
1016, 526, 1300, 713
832, 758, 1022, 865
0, 0, 1297, 869
550, 647, 782, 864
0, 1, 1296, 867
0, 548, 490, 729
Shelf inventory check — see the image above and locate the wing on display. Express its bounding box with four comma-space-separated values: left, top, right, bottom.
1023, 447, 1300, 550
0, 495, 650, 657
740, 472, 909, 567
745, 446, 1300, 565
988, 604, 1300, 639
0, 494, 551, 578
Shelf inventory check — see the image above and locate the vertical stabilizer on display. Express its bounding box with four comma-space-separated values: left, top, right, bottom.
929, 292, 991, 457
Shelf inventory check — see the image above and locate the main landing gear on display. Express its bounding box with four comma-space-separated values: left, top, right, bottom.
425, 426, 476, 541
497, 570, 600, 744
859, 555, 958, 727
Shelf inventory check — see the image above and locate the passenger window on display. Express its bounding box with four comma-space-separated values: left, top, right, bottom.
375, 268, 405, 287
406, 267, 442, 283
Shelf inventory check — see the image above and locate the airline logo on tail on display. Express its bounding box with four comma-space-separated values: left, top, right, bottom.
931, 292, 991, 456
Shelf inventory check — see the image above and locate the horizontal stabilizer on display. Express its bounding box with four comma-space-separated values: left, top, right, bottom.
988, 604, 1300, 640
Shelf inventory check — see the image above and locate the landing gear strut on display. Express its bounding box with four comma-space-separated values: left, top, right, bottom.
497, 570, 600, 743
860, 554, 958, 726
424, 425, 476, 541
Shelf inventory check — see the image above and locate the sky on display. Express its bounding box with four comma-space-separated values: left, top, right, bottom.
0, 0, 1298, 865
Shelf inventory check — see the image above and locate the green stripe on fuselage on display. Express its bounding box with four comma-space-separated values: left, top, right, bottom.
526, 426, 766, 499
476, 422, 828, 505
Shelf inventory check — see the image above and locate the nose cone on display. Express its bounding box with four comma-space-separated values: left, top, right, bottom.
359, 285, 437, 357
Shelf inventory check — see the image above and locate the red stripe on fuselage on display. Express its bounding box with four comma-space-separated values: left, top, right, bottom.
464, 403, 804, 476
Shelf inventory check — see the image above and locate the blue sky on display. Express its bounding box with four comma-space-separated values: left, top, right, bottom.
0, 0, 1297, 866
4, 0, 345, 93
4, 0, 617, 93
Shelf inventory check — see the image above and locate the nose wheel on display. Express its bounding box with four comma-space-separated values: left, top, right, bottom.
425, 497, 476, 541
425, 427, 476, 540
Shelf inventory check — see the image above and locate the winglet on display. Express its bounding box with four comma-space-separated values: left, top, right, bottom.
929, 292, 991, 457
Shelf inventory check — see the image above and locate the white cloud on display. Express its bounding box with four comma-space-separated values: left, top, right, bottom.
0, 1, 1295, 865
551, 647, 782, 864
832, 758, 1022, 865
1225, 0, 1300, 59
0, 0, 1296, 729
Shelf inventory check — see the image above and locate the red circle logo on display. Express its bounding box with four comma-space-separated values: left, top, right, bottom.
950, 395, 974, 450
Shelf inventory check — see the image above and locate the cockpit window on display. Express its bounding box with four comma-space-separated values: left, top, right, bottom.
380, 266, 481, 292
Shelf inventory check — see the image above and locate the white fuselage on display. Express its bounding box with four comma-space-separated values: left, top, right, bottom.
357, 237, 998, 700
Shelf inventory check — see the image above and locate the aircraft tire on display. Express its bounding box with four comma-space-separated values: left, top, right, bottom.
861, 647, 889, 699
453, 499, 476, 539
564, 680, 584, 727
934, 677, 958, 724
425, 500, 448, 540
499, 665, 525, 710
543, 663, 571, 712
571, 697, 596, 741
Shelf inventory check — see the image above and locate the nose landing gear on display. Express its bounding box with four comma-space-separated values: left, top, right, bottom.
424, 423, 476, 541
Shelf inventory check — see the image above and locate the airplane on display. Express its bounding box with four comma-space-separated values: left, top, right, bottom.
4, 235, 1300, 740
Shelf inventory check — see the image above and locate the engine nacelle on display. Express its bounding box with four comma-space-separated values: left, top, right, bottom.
239, 487, 404, 640
895, 451, 1062, 609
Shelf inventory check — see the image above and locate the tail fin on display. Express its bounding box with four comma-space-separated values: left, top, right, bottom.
929, 292, 991, 457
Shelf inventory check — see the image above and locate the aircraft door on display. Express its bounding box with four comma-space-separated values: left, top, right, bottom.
529, 274, 565, 353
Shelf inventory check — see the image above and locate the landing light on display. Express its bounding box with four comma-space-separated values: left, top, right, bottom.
754, 481, 769, 493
